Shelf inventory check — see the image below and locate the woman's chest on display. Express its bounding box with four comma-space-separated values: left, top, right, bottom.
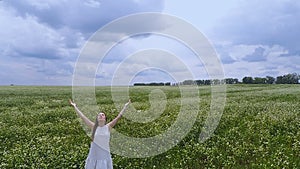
95, 126, 110, 137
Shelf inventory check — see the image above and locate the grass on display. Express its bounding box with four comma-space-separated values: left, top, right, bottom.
0, 84, 299, 168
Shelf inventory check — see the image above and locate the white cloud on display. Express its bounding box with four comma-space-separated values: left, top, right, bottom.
0, 0, 164, 85
2, 0, 299, 85
210, 0, 300, 79
4, 0, 164, 34
96, 49, 196, 86
0, 5, 73, 60
214, 0, 300, 56
222, 44, 299, 79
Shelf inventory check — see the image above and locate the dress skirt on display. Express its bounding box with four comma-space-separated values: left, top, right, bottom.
85, 142, 113, 169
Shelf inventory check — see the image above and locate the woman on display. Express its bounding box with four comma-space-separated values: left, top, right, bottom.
69, 99, 131, 169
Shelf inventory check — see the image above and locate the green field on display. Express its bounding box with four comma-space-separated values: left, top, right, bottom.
0, 85, 299, 168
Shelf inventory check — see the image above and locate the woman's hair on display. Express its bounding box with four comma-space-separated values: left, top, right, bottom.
91, 112, 106, 141
91, 116, 99, 141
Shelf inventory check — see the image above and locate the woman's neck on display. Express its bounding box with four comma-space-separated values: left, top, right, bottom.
98, 121, 105, 127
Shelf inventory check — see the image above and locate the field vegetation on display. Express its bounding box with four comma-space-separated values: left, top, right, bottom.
0, 84, 299, 168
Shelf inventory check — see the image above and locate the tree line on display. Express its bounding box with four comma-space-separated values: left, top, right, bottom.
181, 73, 299, 85
237, 73, 298, 84
134, 82, 171, 86
133, 73, 299, 86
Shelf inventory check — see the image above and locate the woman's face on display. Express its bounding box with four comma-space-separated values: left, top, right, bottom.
97, 112, 106, 122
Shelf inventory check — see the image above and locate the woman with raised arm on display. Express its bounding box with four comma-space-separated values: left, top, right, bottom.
69, 99, 131, 169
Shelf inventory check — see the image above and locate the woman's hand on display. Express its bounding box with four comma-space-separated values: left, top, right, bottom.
69, 99, 76, 107
124, 99, 131, 107
119, 99, 131, 116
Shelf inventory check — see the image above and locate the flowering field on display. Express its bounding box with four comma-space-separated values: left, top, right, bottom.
0, 85, 299, 168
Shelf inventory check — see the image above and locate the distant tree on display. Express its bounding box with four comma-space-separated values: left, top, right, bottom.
266, 76, 275, 84
134, 83, 145, 86
276, 73, 299, 84
242, 76, 253, 84
204, 80, 211, 85
233, 78, 239, 84
149, 82, 164, 86
195, 80, 204, 85
225, 78, 239, 84
182, 80, 195, 85
286, 73, 299, 84
253, 77, 267, 84
276, 76, 284, 84
134, 82, 171, 86
211, 79, 221, 85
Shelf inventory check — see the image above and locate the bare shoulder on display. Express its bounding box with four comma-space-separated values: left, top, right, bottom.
107, 122, 113, 131
88, 122, 95, 130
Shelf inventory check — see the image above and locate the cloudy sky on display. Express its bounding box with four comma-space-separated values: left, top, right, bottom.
1, 0, 299, 85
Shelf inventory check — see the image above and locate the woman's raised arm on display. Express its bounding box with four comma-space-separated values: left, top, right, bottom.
69, 99, 94, 130
107, 100, 131, 129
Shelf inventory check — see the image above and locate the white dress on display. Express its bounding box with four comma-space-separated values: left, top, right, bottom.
85, 125, 113, 169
